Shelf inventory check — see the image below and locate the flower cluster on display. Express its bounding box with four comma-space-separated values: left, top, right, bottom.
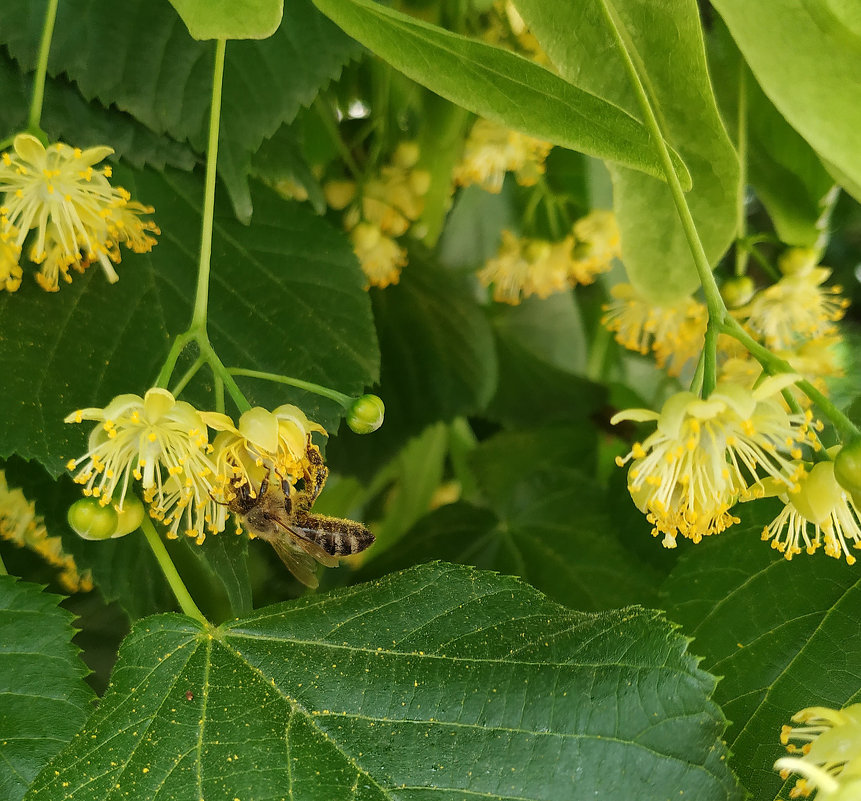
0, 470, 93, 592
453, 118, 552, 194
0, 134, 159, 292
65, 388, 326, 544
479, 211, 620, 304
481, 1, 549, 65
776, 704, 861, 800
324, 142, 431, 289
602, 283, 707, 376
613, 376, 814, 548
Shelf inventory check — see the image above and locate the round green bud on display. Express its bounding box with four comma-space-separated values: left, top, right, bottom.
834, 439, 861, 495
346, 394, 385, 434
720, 275, 755, 308
112, 495, 146, 538
778, 247, 818, 276
68, 497, 118, 541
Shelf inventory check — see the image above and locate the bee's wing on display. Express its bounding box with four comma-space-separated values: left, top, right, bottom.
265, 535, 321, 589
284, 523, 341, 568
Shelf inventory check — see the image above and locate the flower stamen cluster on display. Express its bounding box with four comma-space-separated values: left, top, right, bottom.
0, 133, 159, 292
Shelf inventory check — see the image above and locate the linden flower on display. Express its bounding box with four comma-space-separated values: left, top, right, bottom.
0, 133, 159, 291
453, 118, 552, 193
204, 404, 327, 498
602, 283, 707, 376
65, 388, 218, 543
350, 222, 407, 289
0, 226, 22, 292
613, 376, 811, 548
477, 231, 571, 304
735, 268, 849, 350
775, 704, 861, 801
569, 210, 620, 284
761, 460, 861, 564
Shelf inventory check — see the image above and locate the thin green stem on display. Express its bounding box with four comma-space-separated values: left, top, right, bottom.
721, 316, 861, 440
690, 349, 705, 396
28, 0, 59, 132
229, 368, 353, 408
599, 1, 727, 396
702, 324, 719, 397
197, 336, 251, 413
314, 98, 363, 180
170, 355, 206, 397
191, 39, 227, 332
154, 332, 192, 388
586, 320, 612, 383
0, 551, 7, 576
734, 63, 749, 277
214, 373, 225, 414
746, 243, 781, 282
140, 517, 206, 624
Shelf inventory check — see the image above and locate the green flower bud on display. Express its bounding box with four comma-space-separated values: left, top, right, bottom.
720, 275, 755, 308
347, 394, 385, 434
112, 495, 145, 537
834, 439, 861, 495
68, 498, 118, 540
778, 247, 818, 276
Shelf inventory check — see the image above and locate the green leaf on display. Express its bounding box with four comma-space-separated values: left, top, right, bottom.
662, 503, 861, 801
327, 251, 496, 477
361, 426, 660, 611
712, 0, 861, 205
0, 49, 196, 172
0, 0, 358, 220
168, 0, 283, 40
0, 576, 94, 801
706, 21, 837, 249
0, 167, 378, 477
513, 0, 738, 303
311, 0, 691, 187
26, 563, 741, 801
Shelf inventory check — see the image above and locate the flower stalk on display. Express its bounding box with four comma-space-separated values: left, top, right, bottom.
28, 0, 59, 135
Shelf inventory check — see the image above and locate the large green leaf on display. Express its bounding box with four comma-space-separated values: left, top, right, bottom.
327, 251, 496, 478
168, 0, 283, 40
311, 0, 691, 187
0, 167, 378, 477
712, 0, 861, 205
0, 576, 94, 801
513, 0, 738, 303
706, 21, 837, 249
0, 49, 196, 171
0, 0, 358, 220
662, 503, 861, 801
26, 563, 741, 801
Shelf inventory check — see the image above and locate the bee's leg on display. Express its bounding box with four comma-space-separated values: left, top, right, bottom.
303, 439, 329, 505
231, 474, 268, 514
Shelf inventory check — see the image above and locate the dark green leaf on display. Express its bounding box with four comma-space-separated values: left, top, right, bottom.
0, 0, 358, 220
0, 576, 94, 801
27, 563, 741, 801
312, 0, 691, 186
513, 0, 738, 303
662, 503, 861, 801
712, 0, 861, 204
168, 0, 283, 40
0, 167, 378, 476
327, 251, 496, 477
0, 49, 196, 171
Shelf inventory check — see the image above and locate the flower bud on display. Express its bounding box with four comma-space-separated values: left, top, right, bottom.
720, 275, 755, 308
112, 495, 145, 537
834, 439, 861, 495
778, 247, 818, 276
346, 394, 385, 434
68, 498, 118, 540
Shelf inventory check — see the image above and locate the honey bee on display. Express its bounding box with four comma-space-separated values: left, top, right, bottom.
226, 447, 374, 588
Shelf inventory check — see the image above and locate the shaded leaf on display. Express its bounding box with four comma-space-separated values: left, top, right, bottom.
712, 0, 861, 205
312, 0, 691, 186
513, 0, 738, 303
0, 576, 94, 801
27, 563, 741, 801
0, 167, 378, 477
0, 0, 358, 220
662, 503, 861, 801
168, 0, 283, 40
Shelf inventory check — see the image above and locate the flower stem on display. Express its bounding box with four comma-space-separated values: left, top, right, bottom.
170, 354, 206, 397
140, 517, 206, 624
734, 62, 749, 278
196, 335, 251, 413
154, 332, 192, 388
598, 0, 727, 396
191, 38, 227, 332
27, 0, 59, 133
229, 367, 353, 408
721, 316, 861, 440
